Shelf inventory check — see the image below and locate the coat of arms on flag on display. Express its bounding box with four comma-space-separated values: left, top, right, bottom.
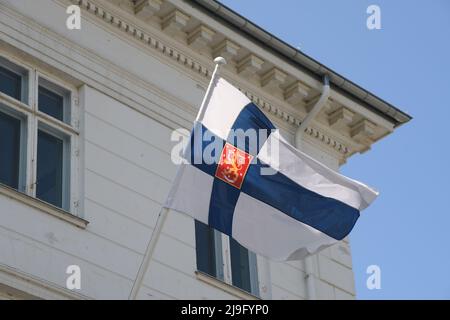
215, 143, 253, 189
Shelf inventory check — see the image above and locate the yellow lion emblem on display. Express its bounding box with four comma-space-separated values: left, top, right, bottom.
221, 149, 244, 184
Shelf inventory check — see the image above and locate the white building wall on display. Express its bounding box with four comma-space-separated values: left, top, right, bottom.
0, 0, 356, 299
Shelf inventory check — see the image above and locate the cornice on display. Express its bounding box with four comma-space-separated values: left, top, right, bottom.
72, 0, 212, 77
70, 0, 355, 163
69, 0, 386, 161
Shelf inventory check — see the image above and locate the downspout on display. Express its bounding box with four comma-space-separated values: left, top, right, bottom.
295, 75, 330, 300
295, 75, 330, 149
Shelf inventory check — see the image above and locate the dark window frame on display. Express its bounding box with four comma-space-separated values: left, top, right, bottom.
0, 65, 22, 101
38, 77, 71, 125
36, 122, 71, 211
0, 105, 28, 192
0, 110, 22, 189
194, 220, 259, 296
0, 56, 28, 104
0, 55, 78, 214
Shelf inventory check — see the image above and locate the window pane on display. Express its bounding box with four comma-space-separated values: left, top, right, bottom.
195, 220, 217, 277
0, 65, 21, 101
230, 238, 252, 293
0, 111, 21, 189
36, 130, 63, 208
38, 86, 64, 121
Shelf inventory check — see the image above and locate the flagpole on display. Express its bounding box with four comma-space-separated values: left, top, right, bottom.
196, 57, 227, 122
128, 57, 227, 300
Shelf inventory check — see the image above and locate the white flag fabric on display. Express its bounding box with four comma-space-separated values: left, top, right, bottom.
165, 77, 378, 261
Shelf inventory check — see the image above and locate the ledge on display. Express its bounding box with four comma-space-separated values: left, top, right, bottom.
195, 271, 260, 300
0, 184, 89, 229
0, 262, 91, 300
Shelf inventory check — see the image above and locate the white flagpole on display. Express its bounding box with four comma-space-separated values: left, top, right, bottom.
128, 57, 227, 300
195, 57, 227, 122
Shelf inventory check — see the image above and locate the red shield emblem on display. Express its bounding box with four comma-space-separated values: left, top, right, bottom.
215, 143, 253, 189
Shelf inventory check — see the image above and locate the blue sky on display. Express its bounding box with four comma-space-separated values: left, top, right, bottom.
220, 0, 450, 299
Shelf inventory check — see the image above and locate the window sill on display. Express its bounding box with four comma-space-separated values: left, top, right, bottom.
195, 271, 260, 300
0, 184, 88, 229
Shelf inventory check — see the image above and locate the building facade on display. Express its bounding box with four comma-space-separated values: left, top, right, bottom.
0, 0, 410, 300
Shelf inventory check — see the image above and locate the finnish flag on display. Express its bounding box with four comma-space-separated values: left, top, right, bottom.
166, 77, 378, 261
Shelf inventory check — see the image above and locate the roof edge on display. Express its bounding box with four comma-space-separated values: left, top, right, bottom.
188, 0, 412, 127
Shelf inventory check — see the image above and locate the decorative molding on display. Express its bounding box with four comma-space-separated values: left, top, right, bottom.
304, 127, 349, 155
284, 81, 310, 105
161, 9, 189, 34
134, 0, 162, 20
71, 0, 212, 78
69, 0, 364, 157
261, 67, 287, 91
212, 39, 240, 62
328, 107, 355, 130
351, 119, 376, 145
187, 24, 215, 49
237, 53, 264, 77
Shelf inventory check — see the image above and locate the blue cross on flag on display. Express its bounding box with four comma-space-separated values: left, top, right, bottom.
165, 77, 378, 261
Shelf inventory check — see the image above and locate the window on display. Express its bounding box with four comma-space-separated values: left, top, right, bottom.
195, 220, 260, 296
38, 78, 71, 124
0, 111, 21, 189
195, 220, 220, 278
0, 56, 28, 103
0, 66, 22, 100
230, 238, 258, 294
0, 55, 79, 214
39, 86, 64, 121
36, 129, 65, 208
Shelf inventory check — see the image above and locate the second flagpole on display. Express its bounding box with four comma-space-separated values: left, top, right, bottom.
128, 57, 227, 300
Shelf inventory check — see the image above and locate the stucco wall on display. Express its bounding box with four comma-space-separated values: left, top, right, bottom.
0, 0, 356, 299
